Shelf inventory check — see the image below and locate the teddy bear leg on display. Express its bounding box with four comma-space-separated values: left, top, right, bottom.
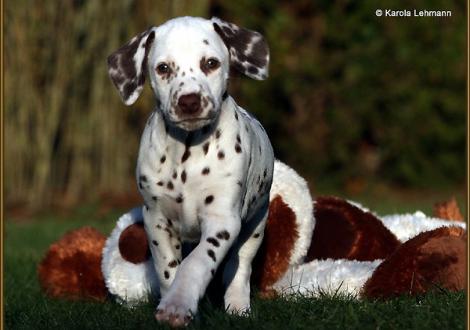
101, 207, 159, 305
38, 227, 108, 301
362, 226, 466, 299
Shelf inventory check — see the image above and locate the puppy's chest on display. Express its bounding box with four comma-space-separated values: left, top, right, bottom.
138, 125, 248, 236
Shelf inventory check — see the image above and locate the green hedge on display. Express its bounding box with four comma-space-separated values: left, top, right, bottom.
5, 0, 466, 209
214, 0, 466, 187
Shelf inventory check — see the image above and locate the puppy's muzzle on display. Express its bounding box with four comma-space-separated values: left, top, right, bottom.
178, 93, 202, 117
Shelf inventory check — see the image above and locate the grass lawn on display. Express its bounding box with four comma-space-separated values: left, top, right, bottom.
3, 197, 467, 330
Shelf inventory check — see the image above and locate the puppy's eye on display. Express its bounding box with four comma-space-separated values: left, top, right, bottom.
205, 58, 220, 70
156, 63, 170, 74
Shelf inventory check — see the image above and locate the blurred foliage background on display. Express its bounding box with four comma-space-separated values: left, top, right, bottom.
4, 0, 466, 214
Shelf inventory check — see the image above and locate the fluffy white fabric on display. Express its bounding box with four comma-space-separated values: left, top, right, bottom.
101, 207, 159, 306
379, 211, 466, 242
273, 259, 382, 297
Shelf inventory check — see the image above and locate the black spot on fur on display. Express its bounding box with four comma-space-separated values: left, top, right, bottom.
175, 244, 181, 250
216, 230, 230, 240
253, 233, 260, 238
211, 269, 215, 276
168, 260, 178, 268
167, 181, 174, 190
215, 129, 221, 139
236, 134, 241, 143
176, 194, 183, 203
234, 112, 239, 121
181, 170, 187, 183
139, 175, 148, 182
235, 144, 242, 153
172, 171, 177, 179
203, 142, 210, 155
164, 271, 170, 279
205, 195, 214, 204
152, 196, 157, 201
206, 237, 220, 247
202, 167, 210, 175
182, 148, 191, 163
157, 181, 164, 186
203, 39, 209, 45
207, 249, 216, 262
160, 155, 166, 163
152, 240, 158, 246
164, 227, 173, 238
217, 151, 225, 160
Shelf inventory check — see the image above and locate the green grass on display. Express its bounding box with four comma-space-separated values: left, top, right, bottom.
4, 202, 466, 330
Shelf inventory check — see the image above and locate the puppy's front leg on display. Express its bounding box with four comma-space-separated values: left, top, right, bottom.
223, 200, 269, 314
143, 206, 182, 297
155, 214, 241, 327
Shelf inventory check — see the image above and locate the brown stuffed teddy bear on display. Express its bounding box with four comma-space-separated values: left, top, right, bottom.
38, 163, 466, 304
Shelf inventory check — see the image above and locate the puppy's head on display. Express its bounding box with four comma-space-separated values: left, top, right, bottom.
107, 17, 269, 131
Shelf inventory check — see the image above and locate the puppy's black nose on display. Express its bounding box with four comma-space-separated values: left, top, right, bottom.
178, 93, 201, 116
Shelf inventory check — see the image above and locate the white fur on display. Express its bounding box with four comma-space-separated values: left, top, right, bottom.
273, 259, 382, 297
101, 207, 158, 305
147, 18, 229, 130
379, 211, 466, 242
118, 16, 275, 323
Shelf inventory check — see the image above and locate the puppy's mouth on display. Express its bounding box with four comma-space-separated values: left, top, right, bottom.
170, 114, 216, 131
175, 117, 211, 123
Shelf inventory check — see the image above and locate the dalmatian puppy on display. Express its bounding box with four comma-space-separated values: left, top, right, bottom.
107, 17, 273, 327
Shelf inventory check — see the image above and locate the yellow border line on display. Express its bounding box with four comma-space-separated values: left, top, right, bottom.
465, 0, 470, 329
1, 0, 4, 327
1, 0, 4, 328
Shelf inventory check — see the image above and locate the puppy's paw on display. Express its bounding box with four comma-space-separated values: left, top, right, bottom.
226, 304, 251, 316
225, 291, 251, 316
155, 293, 196, 327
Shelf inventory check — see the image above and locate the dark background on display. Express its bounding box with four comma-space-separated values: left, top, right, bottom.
4, 0, 466, 216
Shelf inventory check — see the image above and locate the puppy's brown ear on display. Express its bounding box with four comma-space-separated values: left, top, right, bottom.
212, 17, 269, 80
107, 27, 156, 106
